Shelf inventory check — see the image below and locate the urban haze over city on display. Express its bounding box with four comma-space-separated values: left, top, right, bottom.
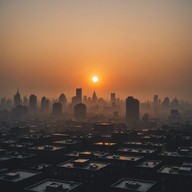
0, 1, 192, 192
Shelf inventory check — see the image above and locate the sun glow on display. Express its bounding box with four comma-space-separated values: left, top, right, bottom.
92, 76, 99, 83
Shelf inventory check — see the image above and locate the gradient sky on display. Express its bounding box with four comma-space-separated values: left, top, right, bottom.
0, 0, 192, 101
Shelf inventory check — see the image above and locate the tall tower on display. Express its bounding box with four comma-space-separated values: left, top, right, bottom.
14, 89, 21, 107
59, 93, 67, 111
29, 94, 37, 112
92, 91, 97, 103
76, 88, 82, 103
126, 96, 139, 123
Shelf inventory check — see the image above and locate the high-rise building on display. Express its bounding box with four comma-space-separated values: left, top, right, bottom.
59, 93, 67, 111
41, 97, 49, 113
111, 93, 116, 103
162, 97, 170, 108
92, 91, 97, 103
29, 94, 37, 112
23, 96, 28, 106
126, 96, 139, 122
14, 89, 21, 107
52, 102, 62, 115
76, 88, 82, 103
74, 103, 86, 121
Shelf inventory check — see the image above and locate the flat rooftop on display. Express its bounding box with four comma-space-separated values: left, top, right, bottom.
101, 154, 143, 162
158, 166, 192, 176
66, 151, 108, 158
94, 142, 117, 146
0, 169, 41, 183
58, 159, 110, 171
25, 179, 81, 192
29, 145, 64, 151
111, 178, 156, 192
117, 148, 157, 154
137, 160, 162, 169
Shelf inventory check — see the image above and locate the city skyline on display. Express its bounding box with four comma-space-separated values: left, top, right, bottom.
1, 0, 192, 100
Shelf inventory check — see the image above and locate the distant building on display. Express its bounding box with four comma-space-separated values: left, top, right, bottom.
111, 93, 116, 104
59, 93, 67, 109
162, 97, 170, 108
23, 96, 28, 106
76, 88, 82, 103
74, 103, 86, 121
41, 97, 49, 113
13, 89, 21, 107
126, 96, 139, 123
92, 91, 97, 103
29, 94, 37, 112
52, 102, 62, 115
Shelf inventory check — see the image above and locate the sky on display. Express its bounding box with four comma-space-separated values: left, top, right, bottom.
0, 0, 192, 101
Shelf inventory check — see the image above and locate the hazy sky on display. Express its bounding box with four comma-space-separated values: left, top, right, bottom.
0, 0, 192, 101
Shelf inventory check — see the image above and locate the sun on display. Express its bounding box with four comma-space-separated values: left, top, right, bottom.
92, 76, 99, 83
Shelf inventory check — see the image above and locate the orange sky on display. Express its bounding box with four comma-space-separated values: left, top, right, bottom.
0, 0, 192, 101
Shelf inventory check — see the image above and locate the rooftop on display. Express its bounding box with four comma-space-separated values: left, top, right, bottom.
158, 166, 192, 176
58, 159, 110, 171
25, 179, 82, 192
0, 169, 41, 183
111, 178, 156, 192
117, 148, 156, 154
101, 154, 143, 162
137, 160, 162, 169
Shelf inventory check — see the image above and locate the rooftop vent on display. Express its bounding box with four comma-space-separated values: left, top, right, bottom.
46, 182, 66, 192
90, 163, 98, 169
5, 172, 20, 180
125, 181, 140, 189
73, 159, 89, 167
44, 145, 53, 150
113, 155, 119, 159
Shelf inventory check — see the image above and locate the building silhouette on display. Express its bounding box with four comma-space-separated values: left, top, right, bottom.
74, 103, 86, 121
126, 96, 139, 123
59, 93, 67, 111
41, 97, 49, 113
29, 94, 37, 112
13, 89, 22, 107
52, 102, 62, 115
76, 88, 82, 103
111, 93, 116, 104
92, 91, 97, 103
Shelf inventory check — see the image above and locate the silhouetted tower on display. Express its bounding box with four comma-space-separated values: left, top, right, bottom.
126, 96, 139, 123
23, 96, 28, 106
74, 103, 86, 121
171, 97, 179, 110
14, 89, 22, 107
52, 102, 62, 115
111, 93, 116, 104
153, 95, 158, 112
41, 97, 49, 112
59, 93, 67, 110
76, 88, 82, 103
92, 91, 97, 103
29, 94, 37, 112
162, 97, 170, 108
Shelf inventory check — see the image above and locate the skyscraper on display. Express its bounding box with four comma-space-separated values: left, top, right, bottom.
52, 102, 62, 115
74, 103, 86, 121
29, 94, 37, 112
41, 96, 49, 113
59, 93, 67, 110
126, 96, 139, 123
111, 93, 116, 103
76, 88, 82, 103
92, 91, 97, 103
14, 89, 21, 107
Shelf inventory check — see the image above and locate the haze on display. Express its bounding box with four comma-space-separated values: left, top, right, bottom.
0, 0, 192, 101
